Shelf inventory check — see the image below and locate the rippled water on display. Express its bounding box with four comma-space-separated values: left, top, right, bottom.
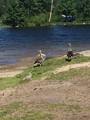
0, 25, 90, 65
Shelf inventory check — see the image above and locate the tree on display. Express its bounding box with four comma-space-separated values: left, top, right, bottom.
76, 0, 90, 21
4, 0, 27, 27
0, 0, 90, 27
49, 0, 54, 22
0, 0, 8, 17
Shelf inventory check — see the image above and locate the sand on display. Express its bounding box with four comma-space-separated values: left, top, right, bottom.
0, 56, 33, 78
80, 50, 90, 56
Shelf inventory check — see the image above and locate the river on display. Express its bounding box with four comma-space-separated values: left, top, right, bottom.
0, 25, 90, 65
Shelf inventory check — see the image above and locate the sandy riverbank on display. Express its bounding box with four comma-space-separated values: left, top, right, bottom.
79, 50, 90, 56
0, 50, 90, 78
0, 56, 33, 78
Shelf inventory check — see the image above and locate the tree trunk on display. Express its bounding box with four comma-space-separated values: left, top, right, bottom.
49, 0, 53, 22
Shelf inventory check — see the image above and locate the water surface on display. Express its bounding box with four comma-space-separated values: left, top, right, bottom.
0, 25, 90, 65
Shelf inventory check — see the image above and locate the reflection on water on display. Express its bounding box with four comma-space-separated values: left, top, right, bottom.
0, 25, 90, 65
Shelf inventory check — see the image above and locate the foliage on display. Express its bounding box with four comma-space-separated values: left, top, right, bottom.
76, 0, 90, 21
0, 0, 90, 27
3, 0, 27, 27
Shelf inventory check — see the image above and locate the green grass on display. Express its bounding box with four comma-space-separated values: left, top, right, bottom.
48, 103, 81, 112
0, 101, 88, 120
0, 102, 54, 120
0, 102, 22, 117
0, 55, 90, 90
48, 67, 90, 81
0, 77, 21, 90
29, 55, 90, 80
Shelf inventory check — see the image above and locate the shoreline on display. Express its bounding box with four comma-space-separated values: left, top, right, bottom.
0, 50, 90, 78
0, 56, 33, 78
0, 22, 90, 29
0, 50, 90, 69
79, 50, 90, 57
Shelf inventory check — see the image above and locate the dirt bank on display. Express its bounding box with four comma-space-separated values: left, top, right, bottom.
0, 56, 33, 78
0, 50, 90, 78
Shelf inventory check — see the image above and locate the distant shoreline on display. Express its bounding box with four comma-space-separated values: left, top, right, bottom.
0, 22, 90, 28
